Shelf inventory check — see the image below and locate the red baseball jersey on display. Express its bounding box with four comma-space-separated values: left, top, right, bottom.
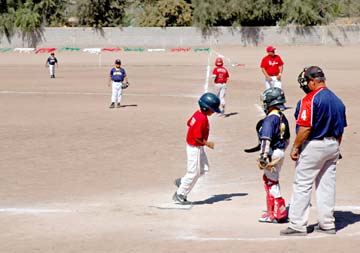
186, 110, 209, 146
212, 66, 229, 83
260, 55, 284, 76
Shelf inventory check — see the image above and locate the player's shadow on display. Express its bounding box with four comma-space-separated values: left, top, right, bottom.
120, 104, 138, 108
223, 112, 238, 118
192, 193, 248, 205
307, 211, 360, 233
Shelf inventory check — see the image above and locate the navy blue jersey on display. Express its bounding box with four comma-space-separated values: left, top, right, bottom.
259, 110, 290, 150
295, 87, 347, 140
47, 57, 57, 65
110, 67, 126, 82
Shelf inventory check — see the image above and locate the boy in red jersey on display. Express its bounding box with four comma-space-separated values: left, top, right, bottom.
260, 46, 284, 89
173, 93, 220, 204
212, 57, 229, 115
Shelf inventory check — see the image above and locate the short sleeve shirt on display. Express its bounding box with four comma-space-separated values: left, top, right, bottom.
212, 66, 229, 83
260, 55, 284, 76
295, 87, 347, 139
186, 110, 209, 146
47, 57, 57, 65
259, 110, 290, 150
110, 67, 126, 82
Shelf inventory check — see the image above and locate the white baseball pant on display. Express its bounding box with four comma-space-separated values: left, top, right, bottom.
111, 81, 123, 104
263, 148, 285, 198
289, 137, 339, 232
265, 76, 282, 89
177, 144, 209, 197
214, 83, 227, 113
49, 65, 55, 76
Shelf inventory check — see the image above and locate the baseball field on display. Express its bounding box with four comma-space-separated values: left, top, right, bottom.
0, 45, 359, 252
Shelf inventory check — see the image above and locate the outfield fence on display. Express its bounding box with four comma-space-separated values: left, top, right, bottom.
1, 26, 360, 48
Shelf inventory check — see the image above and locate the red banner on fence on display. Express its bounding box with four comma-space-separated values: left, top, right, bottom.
35, 48, 57, 54
170, 47, 191, 52
102, 48, 122, 52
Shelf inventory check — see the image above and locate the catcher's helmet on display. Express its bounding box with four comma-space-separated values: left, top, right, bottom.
198, 92, 221, 113
215, 57, 223, 66
261, 87, 286, 114
298, 66, 325, 94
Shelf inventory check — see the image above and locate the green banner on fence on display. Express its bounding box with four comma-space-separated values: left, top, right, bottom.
124, 47, 145, 52
59, 47, 81, 52
0, 48, 12, 52
194, 48, 210, 52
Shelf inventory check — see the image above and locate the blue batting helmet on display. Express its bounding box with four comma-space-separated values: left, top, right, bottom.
198, 92, 221, 113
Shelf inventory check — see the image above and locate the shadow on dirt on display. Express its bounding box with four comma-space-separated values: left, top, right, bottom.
120, 104, 138, 108
223, 112, 238, 118
192, 193, 248, 205
307, 211, 360, 233
334, 211, 360, 231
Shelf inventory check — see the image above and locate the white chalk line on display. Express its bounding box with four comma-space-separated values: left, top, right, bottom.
178, 231, 360, 241
0, 208, 73, 214
0, 90, 198, 98
0, 205, 358, 215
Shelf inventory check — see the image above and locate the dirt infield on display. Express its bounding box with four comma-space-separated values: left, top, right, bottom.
0, 46, 359, 252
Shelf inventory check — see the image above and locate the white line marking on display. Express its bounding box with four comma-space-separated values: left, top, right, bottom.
0, 208, 73, 214
335, 206, 360, 211
178, 234, 328, 241
0, 90, 198, 98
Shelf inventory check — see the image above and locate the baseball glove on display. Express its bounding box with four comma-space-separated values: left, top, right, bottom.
121, 82, 129, 89
257, 155, 280, 172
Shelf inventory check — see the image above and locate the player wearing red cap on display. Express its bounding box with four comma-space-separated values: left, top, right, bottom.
260, 46, 284, 89
212, 57, 229, 116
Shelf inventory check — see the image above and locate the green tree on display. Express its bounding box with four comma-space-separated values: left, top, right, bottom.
76, 0, 128, 28
191, 0, 282, 29
137, 0, 193, 27
0, 0, 67, 44
280, 0, 342, 26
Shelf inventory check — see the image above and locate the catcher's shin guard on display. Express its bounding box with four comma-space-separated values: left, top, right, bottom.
263, 179, 275, 218
274, 197, 287, 220
263, 175, 287, 220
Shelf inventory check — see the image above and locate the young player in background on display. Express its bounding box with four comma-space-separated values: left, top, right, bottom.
173, 93, 221, 204
212, 57, 229, 116
45, 52, 58, 78
108, 59, 129, 109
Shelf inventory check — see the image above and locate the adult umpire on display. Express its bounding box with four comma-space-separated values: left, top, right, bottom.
280, 66, 347, 236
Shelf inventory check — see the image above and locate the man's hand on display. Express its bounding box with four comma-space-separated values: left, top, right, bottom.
290, 147, 300, 161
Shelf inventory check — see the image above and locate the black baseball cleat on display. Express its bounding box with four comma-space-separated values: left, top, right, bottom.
280, 227, 307, 236
109, 102, 115, 109
117, 103, 121, 108
172, 192, 191, 205
313, 225, 336, 234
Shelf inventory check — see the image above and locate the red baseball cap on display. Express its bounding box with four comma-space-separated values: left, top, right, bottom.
266, 46, 276, 52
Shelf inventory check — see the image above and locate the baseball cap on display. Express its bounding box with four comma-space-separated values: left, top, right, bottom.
115, 59, 121, 64
305, 66, 325, 79
50, 52, 55, 55
266, 46, 276, 52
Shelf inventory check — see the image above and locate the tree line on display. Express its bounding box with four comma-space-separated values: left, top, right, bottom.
1, 0, 360, 41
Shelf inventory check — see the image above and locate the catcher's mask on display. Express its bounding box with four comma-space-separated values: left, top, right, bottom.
198, 92, 221, 113
215, 57, 223, 66
261, 87, 286, 114
298, 66, 325, 94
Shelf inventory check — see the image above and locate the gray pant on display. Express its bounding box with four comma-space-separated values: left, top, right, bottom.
289, 137, 339, 232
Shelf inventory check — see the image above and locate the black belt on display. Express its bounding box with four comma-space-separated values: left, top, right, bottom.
313, 136, 336, 140
113, 81, 122, 82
